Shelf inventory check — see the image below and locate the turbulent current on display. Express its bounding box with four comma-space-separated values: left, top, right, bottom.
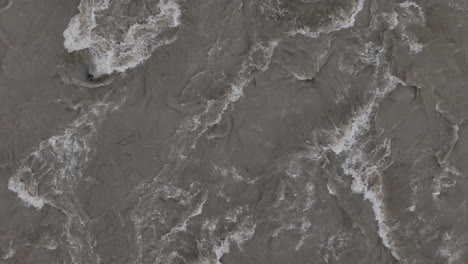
2, 0, 468, 263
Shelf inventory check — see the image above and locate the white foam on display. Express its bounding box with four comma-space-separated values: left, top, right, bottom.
327, 182, 337, 196
432, 165, 459, 200
127, 41, 277, 264
431, 116, 463, 199
1, 241, 15, 260
318, 70, 403, 259
8, 91, 123, 264
291, 0, 365, 38
207, 41, 278, 128
340, 139, 398, 259
290, 72, 314, 81
383, 11, 399, 30
7, 95, 123, 264
270, 218, 313, 251
213, 216, 256, 263
63, 0, 182, 76
232, 168, 255, 184
401, 33, 423, 54
8, 172, 46, 209
63, 0, 98, 52
227, 41, 278, 103
63, 15, 93, 52
192, 193, 208, 217
275, 180, 286, 206
295, 218, 312, 251
399, 1, 426, 26
173, 192, 208, 232
213, 239, 230, 264
165, 40, 278, 155
94, 0, 110, 11
437, 232, 464, 264
323, 233, 349, 263
449, 0, 468, 11
285, 158, 304, 178
328, 71, 401, 155
330, 103, 374, 155
230, 222, 256, 250
395, 2, 425, 54
303, 182, 315, 211
172, 59, 256, 148
131, 185, 203, 264
272, 222, 296, 238
213, 165, 255, 184
327, 52, 400, 156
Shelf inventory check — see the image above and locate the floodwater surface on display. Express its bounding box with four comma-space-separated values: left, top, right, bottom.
1, 0, 468, 263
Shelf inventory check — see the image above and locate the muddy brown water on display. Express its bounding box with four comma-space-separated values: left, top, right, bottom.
1, 0, 468, 263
